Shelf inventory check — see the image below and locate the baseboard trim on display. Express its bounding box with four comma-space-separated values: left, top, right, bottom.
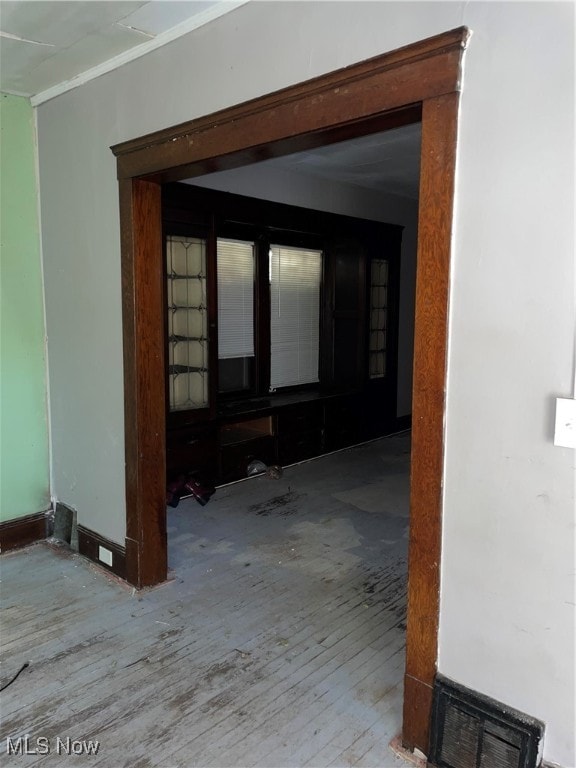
0, 511, 50, 552
77, 525, 127, 580
396, 413, 412, 431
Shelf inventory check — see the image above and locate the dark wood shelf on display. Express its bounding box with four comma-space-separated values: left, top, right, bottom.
220, 417, 274, 446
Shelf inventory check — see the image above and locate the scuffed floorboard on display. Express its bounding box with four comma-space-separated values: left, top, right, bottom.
0, 434, 413, 767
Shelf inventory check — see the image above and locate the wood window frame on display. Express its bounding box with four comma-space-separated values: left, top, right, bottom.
112, 26, 469, 755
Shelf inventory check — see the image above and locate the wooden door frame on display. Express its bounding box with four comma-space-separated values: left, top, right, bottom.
112, 26, 469, 754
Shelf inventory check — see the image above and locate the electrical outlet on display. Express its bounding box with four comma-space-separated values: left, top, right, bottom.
554, 398, 576, 448
98, 545, 113, 567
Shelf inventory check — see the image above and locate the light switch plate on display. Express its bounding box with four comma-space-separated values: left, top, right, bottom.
554, 398, 576, 448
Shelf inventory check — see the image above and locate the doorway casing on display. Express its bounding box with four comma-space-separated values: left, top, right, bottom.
112, 26, 468, 754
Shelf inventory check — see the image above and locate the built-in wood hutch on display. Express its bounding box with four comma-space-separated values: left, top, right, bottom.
163, 182, 403, 485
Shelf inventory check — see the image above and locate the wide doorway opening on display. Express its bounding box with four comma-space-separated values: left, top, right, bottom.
161, 126, 419, 761
112, 27, 466, 753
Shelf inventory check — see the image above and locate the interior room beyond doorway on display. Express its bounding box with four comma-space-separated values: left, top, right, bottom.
163, 123, 421, 496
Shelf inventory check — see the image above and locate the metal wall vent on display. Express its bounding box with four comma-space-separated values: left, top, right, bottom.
429, 677, 544, 768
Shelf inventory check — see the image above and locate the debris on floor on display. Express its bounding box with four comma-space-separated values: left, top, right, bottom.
166, 475, 216, 508
247, 459, 267, 476
247, 459, 284, 479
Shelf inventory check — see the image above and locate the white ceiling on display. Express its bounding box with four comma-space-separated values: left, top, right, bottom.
194, 123, 423, 199
264, 123, 422, 198
0, 1, 421, 197
0, 1, 244, 100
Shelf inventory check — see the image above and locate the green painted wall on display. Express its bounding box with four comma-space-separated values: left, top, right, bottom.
0, 93, 50, 521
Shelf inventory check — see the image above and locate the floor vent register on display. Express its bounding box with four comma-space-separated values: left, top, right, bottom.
429, 677, 544, 768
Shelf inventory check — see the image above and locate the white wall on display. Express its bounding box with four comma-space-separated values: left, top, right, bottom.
440, 4, 575, 765
36, 3, 575, 764
189, 163, 418, 417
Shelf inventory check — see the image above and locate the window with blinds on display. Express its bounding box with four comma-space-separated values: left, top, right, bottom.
217, 238, 255, 393
269, 244, 322, 390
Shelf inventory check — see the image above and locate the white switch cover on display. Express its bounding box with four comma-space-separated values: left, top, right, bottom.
554, 398, 576, 448
98, 545, 113, 566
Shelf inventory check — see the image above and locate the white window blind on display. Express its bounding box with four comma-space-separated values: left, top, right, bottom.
217, 238, 255, 360
270, 245, 322, 390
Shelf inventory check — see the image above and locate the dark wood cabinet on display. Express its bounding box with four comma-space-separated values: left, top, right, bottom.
219, 416, 276, 482
166, 423, 218, 484
163, 183, 403, 486
324, 394, 365, 453
277, 401, 324, 465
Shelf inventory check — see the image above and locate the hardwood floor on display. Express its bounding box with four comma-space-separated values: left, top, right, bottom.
1, 434, 412, 768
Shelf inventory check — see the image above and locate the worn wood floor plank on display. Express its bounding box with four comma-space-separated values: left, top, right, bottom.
1, 434, 413, 768
227, 647, 406, 768
155, 588, 405, 760
302, 682, 403, 767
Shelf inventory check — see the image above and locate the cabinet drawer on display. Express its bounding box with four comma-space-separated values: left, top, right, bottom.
324, 395, 364, 450
277, 402, 323, 436
324, 424, 361, 452
278, 430, 323, 466
167, 422, 217, 446
220, 435, 277, 483
166, 427, 218, 480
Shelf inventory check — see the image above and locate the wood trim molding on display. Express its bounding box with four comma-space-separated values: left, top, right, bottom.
77, 525, 127, 581
119, 178, 167, 588
113, 25, 469, 755
402, 91, 460, 751
0, 511, 50, 552
112, 27, 468, 181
